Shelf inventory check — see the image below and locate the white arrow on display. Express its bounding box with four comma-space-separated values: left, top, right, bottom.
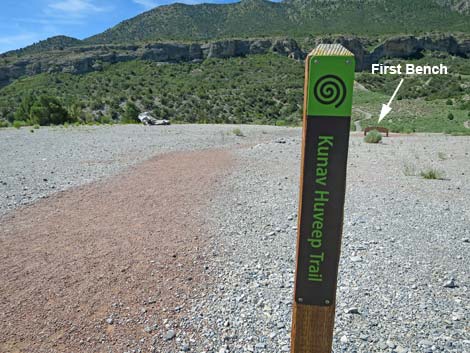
379, 78, 404, 122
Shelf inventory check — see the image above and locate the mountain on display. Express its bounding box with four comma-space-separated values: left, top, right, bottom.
3, 36, 82, 57
85, 0, 470, 44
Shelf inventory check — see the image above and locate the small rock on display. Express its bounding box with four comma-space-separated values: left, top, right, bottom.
144, 324, 157, 333
378, 341, 388, 350
164, 330, 176, 341
345, 307, 360, 314
443, 279, 458, 288
395, 346, 408, 353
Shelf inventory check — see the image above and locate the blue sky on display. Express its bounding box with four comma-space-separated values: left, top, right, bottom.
0, 0, 238, 53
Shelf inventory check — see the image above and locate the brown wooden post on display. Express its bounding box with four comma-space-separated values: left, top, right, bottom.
291, 44, 355, 353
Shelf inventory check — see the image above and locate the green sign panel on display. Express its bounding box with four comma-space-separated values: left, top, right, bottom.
294, 44, 355, 307
306, 55, 355, 117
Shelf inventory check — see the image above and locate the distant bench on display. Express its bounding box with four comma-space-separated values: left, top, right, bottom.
364, 126, 389, 137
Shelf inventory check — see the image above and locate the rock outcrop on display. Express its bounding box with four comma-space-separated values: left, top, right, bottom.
316, 34, 469, 71
0, 38, 303, 87
0, 35, 468, 87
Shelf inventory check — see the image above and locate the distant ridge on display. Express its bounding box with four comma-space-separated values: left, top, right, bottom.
3, 36, 82, 57
84, 0, 470, 44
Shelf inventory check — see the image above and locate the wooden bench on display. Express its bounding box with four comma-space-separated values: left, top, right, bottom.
364, 126, 389, 137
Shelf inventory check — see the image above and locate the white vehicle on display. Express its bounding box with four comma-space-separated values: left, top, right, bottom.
138, 112, 170, 126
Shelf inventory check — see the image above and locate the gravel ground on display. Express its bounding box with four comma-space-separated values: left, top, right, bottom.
186, 133, 470, 353
0, 124, 296, 215
1, 126, 469, 353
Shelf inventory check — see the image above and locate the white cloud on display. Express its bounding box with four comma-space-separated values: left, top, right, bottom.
132, 0, 201, 10
132, 0, 160, 9
47, 0, 111, 16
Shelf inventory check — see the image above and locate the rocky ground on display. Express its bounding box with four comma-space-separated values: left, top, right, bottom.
0, 124, 296, 215
0, 126, 469, 353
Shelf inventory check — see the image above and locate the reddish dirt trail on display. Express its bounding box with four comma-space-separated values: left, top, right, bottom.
0, 149, 232, 353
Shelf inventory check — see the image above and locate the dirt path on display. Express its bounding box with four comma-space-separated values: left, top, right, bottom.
0, 149, 232, 353
352, 108, 372, 132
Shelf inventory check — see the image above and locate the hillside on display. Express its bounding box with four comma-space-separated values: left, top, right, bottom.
1, 52, 469, 133
2, 36, 82, 57
0, 0, 469, 133
85, 0, 470, 44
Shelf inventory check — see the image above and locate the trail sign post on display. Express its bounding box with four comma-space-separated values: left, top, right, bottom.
291, 44, 355, 353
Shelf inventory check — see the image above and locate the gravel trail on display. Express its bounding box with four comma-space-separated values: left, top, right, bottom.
0, 126, 469, 353
0, 124, 297, 215
1, 148, 232, 353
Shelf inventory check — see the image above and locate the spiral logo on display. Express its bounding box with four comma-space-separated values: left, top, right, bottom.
313, 75, 347, 108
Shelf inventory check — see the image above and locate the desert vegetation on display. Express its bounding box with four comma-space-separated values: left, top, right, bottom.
364, 130, 383, 143
0, 52, 469, 133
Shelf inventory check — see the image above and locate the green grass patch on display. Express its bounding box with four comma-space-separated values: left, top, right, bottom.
420, 168, 445, 180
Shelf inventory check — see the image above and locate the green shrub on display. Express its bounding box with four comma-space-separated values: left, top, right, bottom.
403, 127, 414, 134
232, 127, 244, 137
29, 96, 73, 126
14, 94, 35, 121
447, 113, 454, 120
364, 130, 382, 143
0, 120, 9, 128
446, 99, 453, 105
420, 168, 444, 180
100, 115, 112, 124
33, 124, 40, 129
13, 120, 26, 129
122, 102, 140, 123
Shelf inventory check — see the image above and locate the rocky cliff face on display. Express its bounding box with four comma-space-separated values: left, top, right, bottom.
0, 35, 468, 88
316, 34, 469, 71
0, 38, 302, 87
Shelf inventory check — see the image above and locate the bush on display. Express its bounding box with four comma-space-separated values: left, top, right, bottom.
13, 120, 26, 129
446, 99, 453, 105
14, 94, 35, 121
364, 130, 382, 143
447, 113, 454, 120
99, 115, 112, 124
232, 127, 244, 137
437, 152, 447, 160
29, 96, 73, 126
420, 168, 444, 180
122, 102, 140, 123
0, 120, 9, 128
